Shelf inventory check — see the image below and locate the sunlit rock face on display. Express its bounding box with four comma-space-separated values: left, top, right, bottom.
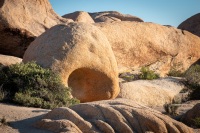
23, 23, 119, 102
0, 0, 72, 57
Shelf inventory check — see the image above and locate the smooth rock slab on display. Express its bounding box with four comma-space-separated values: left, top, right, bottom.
94, 21, 200, 76
118, 77, 186, 106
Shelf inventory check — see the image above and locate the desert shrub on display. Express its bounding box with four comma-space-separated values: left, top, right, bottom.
193, 117, 200, 128
185, 64, 200, 87
0, 62, 79, 109
168, 68, 184, 77
139, 67, 159, 80
122, 75, 135, 82
119, 73, 136, 82
184, 64, 200, 100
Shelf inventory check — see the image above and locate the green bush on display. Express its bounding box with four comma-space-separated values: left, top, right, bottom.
168, 68, 184, 77
0, 62, 79, 109
193, 117, 200, 128
139, 67, 159, 80
184, 64, 200, 100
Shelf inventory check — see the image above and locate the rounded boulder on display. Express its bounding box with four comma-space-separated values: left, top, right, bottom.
23, 23, 119, 102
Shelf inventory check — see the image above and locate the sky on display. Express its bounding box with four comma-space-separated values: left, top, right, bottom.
49, 0, 200, 27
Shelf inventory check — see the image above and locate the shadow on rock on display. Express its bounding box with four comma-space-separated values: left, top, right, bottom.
0, 0, 5, 8
9, 114, 52, 133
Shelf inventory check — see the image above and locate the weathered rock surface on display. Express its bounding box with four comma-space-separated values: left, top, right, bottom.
0, 0, 72, 57
181, 103, 200, 127
178, 13, 200, 37
0, 54, 22, 66
94, 21, 200, 76
89, 11, 143, 23
118, 77, 185, 106
35, 99, 193, 133
23, 23, 119, 102
63, 11, 95, 23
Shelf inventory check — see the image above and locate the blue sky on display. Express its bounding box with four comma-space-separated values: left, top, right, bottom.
49, 0, 200, 27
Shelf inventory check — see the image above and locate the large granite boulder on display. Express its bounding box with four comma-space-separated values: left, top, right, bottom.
118, 77, 185, 106
89, 11, 143, 23
94, 21, 200, 76
63, 11, 95, 23
0, 54, 22, 66
35, 99, 193, 133
23, 23, 119, 102
181, 103, 200, 127
178, 13, 200, 37
0, 0, 72, 57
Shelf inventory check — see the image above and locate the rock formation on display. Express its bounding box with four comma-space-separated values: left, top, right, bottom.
23, 23, 119, 102
181, 103, 200, 127
89, 11, 144, 23
63, 11, 95, 23
0, 54, 22, 66
178, 13, 200, 37
118, 77, 185, 106
0, 0, 72, 57
35, 99, 193, 133
94, 21, 200, 76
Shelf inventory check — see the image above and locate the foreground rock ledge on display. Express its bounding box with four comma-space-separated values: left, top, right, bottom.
23, 23, 119, 102
35, 99, 193, 133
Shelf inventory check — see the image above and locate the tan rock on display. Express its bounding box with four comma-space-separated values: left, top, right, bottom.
118, 77, 185, 106
94, 21, 200, 76
63, 11, 95, 23
0, 54, 22, 66
0, 0, 72, 57
36, 99, 193, 133
178, 13, 200, 37
89, 11, 143, 23
23, 23, 119, 102
35, 119, 82, 133
181, 103, 200, 127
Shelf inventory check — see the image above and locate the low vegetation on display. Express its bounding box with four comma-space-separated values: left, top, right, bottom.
168, 68, 184, 77
120, 67, 159, 82
184, 64, 200, 100
0, 62, 79, 109
139, 67, 159, 80
193, 117, 200, 128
